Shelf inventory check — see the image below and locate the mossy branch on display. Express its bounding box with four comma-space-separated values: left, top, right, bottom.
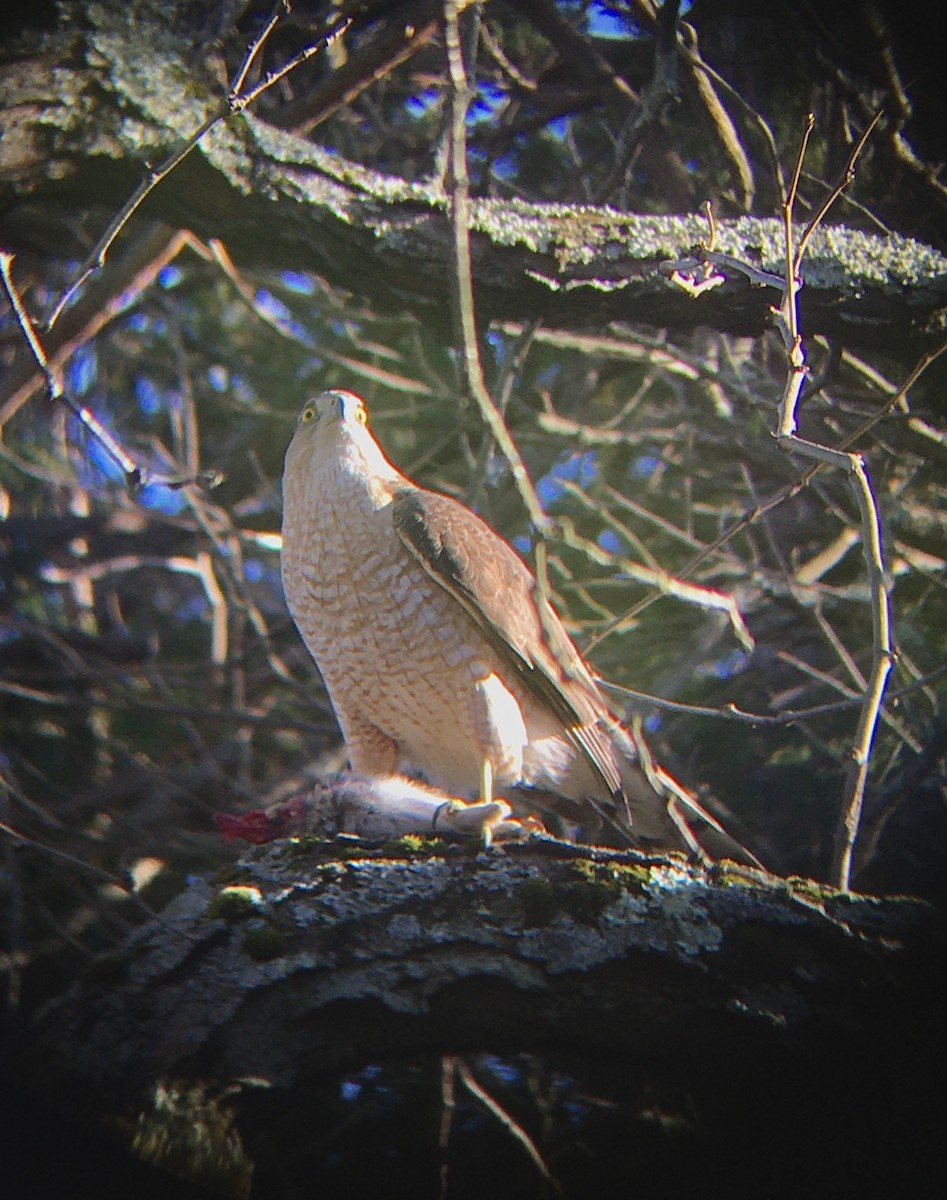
1, 5, 945, 353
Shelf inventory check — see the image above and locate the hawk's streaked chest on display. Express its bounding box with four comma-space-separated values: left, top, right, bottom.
281, 450, 483, 685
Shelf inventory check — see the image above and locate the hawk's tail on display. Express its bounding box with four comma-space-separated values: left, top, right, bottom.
613, 721, 765, 868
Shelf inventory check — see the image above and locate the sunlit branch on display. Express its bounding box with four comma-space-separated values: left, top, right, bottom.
43, 8, 351, 330
769, 115, 895, 890
1, 249, 222, 491
442, 0, 548, 537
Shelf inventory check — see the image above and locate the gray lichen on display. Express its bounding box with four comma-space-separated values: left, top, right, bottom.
77, 1, 947, 309
21, 831, 936, 1114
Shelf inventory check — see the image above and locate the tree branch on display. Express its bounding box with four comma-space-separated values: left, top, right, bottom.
1, 4, 944, 353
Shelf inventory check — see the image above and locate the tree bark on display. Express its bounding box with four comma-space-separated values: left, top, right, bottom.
1, 3, 945, 353
12, 834, 942, 1193
19, 835, 940, 1102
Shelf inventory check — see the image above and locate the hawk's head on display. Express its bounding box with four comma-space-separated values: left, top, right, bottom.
297, 388, 367, 432
284, 389, 401, 490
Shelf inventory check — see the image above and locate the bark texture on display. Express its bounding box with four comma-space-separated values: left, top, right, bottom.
22, 836, 938, 1098
11, 834, 944, 1194
1, 3, 945, 351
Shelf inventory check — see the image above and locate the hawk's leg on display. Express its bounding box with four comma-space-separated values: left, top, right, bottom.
480, 757, 494, 807
335, 709, 400, 776
472, 673, 527, 805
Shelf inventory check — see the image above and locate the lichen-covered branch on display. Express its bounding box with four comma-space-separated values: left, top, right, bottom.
1, 4, 945, 351
21, 835, 933, 1106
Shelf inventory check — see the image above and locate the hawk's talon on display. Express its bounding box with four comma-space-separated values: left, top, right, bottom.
431, 800, 451, 835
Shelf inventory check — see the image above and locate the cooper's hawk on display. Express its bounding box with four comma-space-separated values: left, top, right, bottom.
281, 388, 743, 856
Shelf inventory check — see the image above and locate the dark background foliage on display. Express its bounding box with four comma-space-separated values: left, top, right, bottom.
1, 1, 945, 1195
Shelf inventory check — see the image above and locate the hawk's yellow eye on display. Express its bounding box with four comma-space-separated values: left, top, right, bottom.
355, 405, 368, 425
301, 406, 316, 423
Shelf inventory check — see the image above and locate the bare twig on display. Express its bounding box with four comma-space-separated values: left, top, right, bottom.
663, 246, 784, 294
601, 668, 947, 726
0, 252, 62, 395
778, 111, 813, 353
0, 820, 155, 918
559, 517, 754, 653
0, 228, 206, 430
283, 4, 441, 135
776, 643, 917, 752
442, 0, 548, 535
231, 0, 286, 96
793, 110, 884, 272
456, 1059, 559, 1191
1, 250, 223, 493
467, 318, 540, 511
600, 107, 913, 885
438, 1056, 456, 1200
43, 7, 350, 330
773, 116, 893, 891
571, 320, 941, 645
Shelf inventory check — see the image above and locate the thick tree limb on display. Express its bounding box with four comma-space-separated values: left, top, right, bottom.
20, 835, 937, 1105
1, 4, 945, 352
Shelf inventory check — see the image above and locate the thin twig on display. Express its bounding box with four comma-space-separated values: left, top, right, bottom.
0, 820, 155, 919
438, 1056, 456, 1200
794, 109, 883, 273
831, 458, 894, 888
0, 228, 206, 431
0, 251, 62, 395
560, 518, 754, 653
1, 248, 223, 491
600, 668, 947, 726
777, 111, 813, 362
43, 8, 350, 330
443, 0, 560, 661
456, 1059, 559, 1191
442, 0, 548, 536
578, 321, 941, 646
773, 115, 893, 891
231, 1, 286, 96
